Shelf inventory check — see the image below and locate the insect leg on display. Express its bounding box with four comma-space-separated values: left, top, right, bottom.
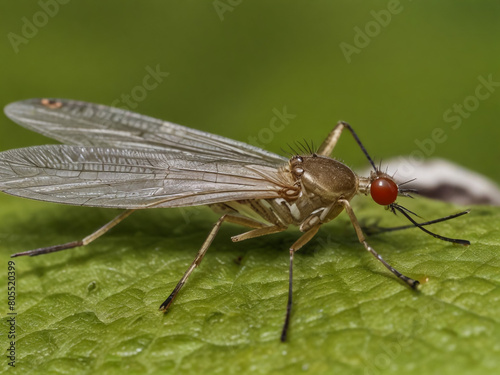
338, 199, 419, 289
317, 121, 377, 170
231, 224, 287, 242
11, 210, 135, 257
281, 224, 321, 342
364, 210, 470, 236
159, 214, 271, 312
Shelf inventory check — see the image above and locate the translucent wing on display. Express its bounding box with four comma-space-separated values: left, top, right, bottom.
0, 145, 294, 209
4, 99, 287, 166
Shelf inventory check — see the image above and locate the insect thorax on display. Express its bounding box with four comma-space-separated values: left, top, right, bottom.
210, 155, 359, 232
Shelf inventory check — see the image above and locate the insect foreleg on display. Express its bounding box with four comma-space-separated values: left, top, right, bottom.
11, 209, 135, 257
364, 210, 470, 236
338, 199, 419, 289
281, 224, 321, 342
317, 121, 376, 170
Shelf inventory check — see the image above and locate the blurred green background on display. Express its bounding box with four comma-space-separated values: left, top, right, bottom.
1, 1, 500, 375
0, 1, 499, 182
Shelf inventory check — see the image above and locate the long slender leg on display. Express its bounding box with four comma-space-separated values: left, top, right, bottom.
159, 214, 284, 312
317, 122, 345, 156
317, 121, 376, 170
280, 224, 321, 342
364, 210, 470, 236
231, 225, 286, 242
338, 199, 419, 289
11, 209, 136, 257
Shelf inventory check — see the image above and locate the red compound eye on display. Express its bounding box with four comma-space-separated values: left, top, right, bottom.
370, 177, 398, 205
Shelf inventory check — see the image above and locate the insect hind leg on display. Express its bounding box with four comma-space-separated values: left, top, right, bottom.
11, 209, 135, 257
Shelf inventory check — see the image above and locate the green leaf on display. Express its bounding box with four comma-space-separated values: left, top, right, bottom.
1, 194, 499, 375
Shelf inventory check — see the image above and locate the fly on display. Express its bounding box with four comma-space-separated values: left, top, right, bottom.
0, 98, 470, 341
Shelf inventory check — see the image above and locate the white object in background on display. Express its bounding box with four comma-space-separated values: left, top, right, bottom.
361, 157, 500, 206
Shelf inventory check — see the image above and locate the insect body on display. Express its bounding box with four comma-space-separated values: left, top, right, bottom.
0, 99, 469, 341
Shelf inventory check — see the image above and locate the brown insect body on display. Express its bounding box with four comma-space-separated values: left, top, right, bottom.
210, 154, 361, 234
288, 154, 359, 230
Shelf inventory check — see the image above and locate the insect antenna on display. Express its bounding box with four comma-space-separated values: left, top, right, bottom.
390, 203, 422, 219
368, 210, 471, 235
398, 178, 417, 187
397, 178, 418, 198
398, 188, 418, 199
390, 203, 470, 245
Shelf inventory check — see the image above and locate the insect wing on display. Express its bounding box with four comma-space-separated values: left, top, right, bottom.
4, 99, 287, 167
0, 145, 293, 209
